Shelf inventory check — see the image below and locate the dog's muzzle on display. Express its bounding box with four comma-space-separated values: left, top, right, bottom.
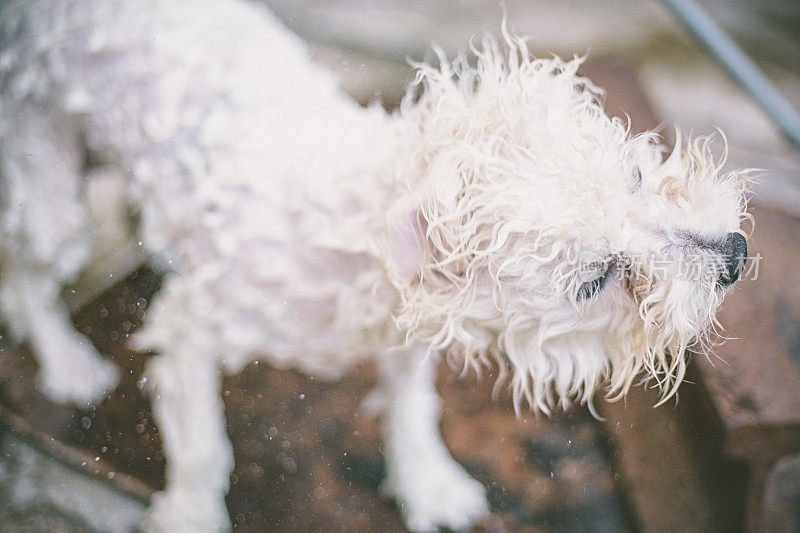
717, 232, 747, 288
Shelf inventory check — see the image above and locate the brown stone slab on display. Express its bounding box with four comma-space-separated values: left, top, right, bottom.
600, 386, 722, 533
697, 204, 800, 462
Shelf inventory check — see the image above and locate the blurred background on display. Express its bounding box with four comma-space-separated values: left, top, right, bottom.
265, 0, 800, 214
1, 1, 799, 532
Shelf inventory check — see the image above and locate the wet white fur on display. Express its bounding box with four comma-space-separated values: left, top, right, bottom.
0, 0, 748, 531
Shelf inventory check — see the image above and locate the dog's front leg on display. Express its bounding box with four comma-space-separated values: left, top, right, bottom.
143, 351, 234, 532
378, 348, 489, 532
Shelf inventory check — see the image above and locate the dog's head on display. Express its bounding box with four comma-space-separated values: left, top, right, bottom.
383, 34, 750, 413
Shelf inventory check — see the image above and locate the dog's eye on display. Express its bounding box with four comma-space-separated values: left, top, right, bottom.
634, 166, 642, 185
577, 273, 606, 300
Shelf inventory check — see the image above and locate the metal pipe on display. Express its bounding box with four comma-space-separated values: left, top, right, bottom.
660, 0, 800, 150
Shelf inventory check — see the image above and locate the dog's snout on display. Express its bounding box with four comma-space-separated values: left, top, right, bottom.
718, 232, 747, 287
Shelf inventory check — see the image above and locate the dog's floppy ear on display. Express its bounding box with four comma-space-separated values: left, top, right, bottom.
386, 193, 429, 284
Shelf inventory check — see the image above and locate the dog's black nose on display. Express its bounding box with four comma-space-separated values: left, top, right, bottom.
718, 232, 747, 287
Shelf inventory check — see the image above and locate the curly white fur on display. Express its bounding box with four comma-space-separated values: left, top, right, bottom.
0, 1, 748, 531
386, 33, 748, 414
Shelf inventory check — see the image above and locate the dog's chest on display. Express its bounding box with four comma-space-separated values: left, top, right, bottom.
135, 115, 404, 374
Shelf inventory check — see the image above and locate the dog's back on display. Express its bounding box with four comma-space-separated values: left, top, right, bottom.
0, 0, 339, 242
0, 0, 403, 399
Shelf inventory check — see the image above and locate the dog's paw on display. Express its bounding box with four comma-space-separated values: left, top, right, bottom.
144, 488, 231, 533
38, 338, 119, 405
382, 458, 489, 532
359, 387, 387, 416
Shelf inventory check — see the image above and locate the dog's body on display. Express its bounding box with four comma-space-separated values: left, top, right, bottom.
0, 0, 748, 531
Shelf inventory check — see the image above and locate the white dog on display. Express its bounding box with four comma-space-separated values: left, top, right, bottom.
0, 0, 749, 531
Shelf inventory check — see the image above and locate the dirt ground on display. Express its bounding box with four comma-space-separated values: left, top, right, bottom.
0, 264, 633, 532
